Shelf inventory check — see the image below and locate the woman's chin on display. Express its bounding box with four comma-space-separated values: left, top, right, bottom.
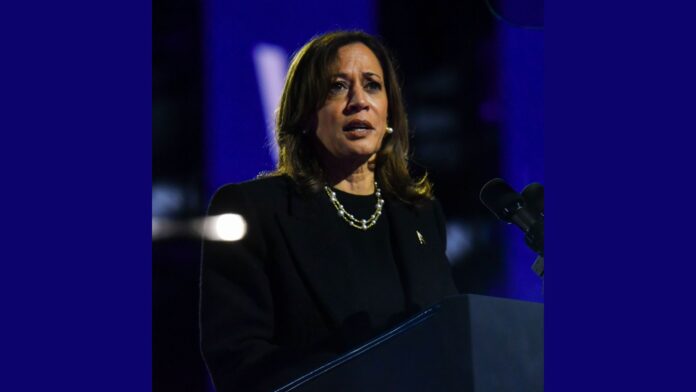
339, 144, 379, 159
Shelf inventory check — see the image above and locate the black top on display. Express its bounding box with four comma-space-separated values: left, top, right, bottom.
322, 187, 407, 332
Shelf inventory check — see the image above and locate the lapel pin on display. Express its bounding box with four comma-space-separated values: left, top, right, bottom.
416, 230, 426, 245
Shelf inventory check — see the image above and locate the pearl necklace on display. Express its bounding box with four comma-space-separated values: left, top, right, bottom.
323, 181, 385, 230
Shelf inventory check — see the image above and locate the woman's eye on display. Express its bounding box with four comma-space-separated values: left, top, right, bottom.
329, 81, 348, 93
365, 81, 382, 91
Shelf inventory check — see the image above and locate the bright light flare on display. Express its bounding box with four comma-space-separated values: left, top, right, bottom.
203, 213, 247, 241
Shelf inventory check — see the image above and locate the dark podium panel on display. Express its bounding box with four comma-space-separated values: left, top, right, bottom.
276, 294, 543, 392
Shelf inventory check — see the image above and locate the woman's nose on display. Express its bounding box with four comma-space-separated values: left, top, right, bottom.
346, 87, 369, 113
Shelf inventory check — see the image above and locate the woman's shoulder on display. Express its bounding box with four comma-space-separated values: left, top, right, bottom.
208, 174, 294, 213
218, 173, 292, 193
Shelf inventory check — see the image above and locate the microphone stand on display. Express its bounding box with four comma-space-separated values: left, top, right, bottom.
524, 219, 544, 279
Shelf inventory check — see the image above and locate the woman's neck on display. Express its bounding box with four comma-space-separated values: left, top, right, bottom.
332, 170, 374, 195
323, 155, 376, 196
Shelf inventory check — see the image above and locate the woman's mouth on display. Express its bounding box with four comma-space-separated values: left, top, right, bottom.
343, 119, 374, 138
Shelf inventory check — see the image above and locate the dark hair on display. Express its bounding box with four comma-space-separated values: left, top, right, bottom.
272, 30, 433, 205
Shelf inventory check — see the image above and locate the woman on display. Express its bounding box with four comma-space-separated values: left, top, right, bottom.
200, 31, 458, 391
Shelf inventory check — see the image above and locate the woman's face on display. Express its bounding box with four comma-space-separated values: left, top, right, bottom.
314, 43, 389, 163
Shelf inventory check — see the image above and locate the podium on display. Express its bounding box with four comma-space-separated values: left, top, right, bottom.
276, 294, 543, 392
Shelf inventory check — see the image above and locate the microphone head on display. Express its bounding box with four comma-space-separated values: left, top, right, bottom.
479, 178, 523, 221
521, 182, 544, 215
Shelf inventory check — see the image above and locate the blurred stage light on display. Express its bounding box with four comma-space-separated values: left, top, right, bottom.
152, 183, 185, 217
252, 43, 288, 164
152, 217, 176, 240
204, 213, 247, 242
152, 214, 247, 241
446, 221, 475, 264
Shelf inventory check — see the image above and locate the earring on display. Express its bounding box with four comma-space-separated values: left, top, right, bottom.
301, 129, 308, 135
386, 127, 394, 134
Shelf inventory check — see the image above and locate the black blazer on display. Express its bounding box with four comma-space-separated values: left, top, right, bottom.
200, 175, 458, 391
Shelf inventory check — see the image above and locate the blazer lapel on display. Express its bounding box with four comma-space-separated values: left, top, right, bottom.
387, 200, 453, 311
275, 190, 362, 328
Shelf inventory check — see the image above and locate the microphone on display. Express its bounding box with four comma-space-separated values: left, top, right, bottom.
521, 182, 544, 217
479, 178, 544, 257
